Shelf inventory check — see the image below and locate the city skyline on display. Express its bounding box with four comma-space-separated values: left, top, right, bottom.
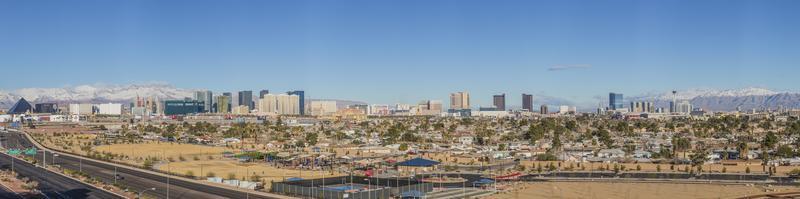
2, 0, 799, 108
0, 83, 796, 111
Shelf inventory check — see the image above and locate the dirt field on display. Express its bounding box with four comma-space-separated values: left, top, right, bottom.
95, 142, 342, 189
487, 182, 800, 199
521, 161, 800, 176
94, 142, 228, 161
158, 160, 340, 186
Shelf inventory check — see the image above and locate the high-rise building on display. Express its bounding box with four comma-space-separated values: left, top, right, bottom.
258, 94, 277, 114
222, 92, 232, 112
609, 93, 624, 110
310, 101, 338, 116
259, 94, 300, 115
449, 91, 470, 110
559, 105, 570, 114
238, 91, 253, 110
670, 90, 678, 113
193, 90, 213, 113
164, 100, 204, 115
287, 90, 305, 116
677, 101, 693, 114
493, 94, 506, 111
369, 104, 391, 116
280, 94, 301, 115
69, 104, 93, 115
215, 95, 231, 113
34, 103, 58, 113
259, 90, 270, 98
522, 94, 534, 111
540, 105, 549, 114
429, 100, 443, 111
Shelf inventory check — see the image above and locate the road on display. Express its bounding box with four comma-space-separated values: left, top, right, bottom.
1, 130, 283, 199
0, 179, 22, 199
0, 134, 122, 199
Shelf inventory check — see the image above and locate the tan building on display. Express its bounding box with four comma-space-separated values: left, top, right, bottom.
333, 108, 367, 120
259, 94, 300, 115
416, 100, 442, 116
449, 91, 470, 110
258, 95, 277, 115
310, 101, 338, 116
232, 105, 250, 115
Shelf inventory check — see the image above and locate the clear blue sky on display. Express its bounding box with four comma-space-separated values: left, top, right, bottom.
1, 0, 798, 106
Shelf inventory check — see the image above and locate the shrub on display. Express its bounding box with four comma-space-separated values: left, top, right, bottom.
207, 172, 216, 178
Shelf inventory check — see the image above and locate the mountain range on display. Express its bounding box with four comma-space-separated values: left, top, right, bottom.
630, 87, 800, 111
0, 84, 797, 112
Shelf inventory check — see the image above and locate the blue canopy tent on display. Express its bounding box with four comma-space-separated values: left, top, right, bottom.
396, 158, 440, 167
286, 177, 304, 182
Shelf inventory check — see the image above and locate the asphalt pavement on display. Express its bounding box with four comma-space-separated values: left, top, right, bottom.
2, 130, 282, 199
0, 133, 122, 199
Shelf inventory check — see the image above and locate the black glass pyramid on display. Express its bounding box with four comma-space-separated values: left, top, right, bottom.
7, 98, 33, 114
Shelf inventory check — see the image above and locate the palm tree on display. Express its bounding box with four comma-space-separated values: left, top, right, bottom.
737, 142, 749, 160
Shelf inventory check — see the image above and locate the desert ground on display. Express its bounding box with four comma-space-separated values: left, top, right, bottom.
487, 182, 800, 199
520, 160, 800, 175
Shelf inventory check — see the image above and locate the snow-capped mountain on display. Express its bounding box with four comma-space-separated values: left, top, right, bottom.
0, 84, 195, 107
631, 87, 799, 111
638, 87, 781, 101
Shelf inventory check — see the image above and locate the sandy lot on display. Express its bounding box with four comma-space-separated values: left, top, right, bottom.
521, 161, 800, 175
487, 182, 800, 199
159, 160, 340, 185
95, 142, 228, 161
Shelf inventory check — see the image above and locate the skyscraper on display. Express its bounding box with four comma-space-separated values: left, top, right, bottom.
522, 94, 534, 111
449, 91, 470, 110
287, 90, 305, 116
193, 90, 213, 113
238, 90, 253, 110
609, 93, 624, 110
540, 105, 549, 114
259, 90, 270, 98
215, 95, 231, 113
493, 94, 506, 111
222, 92, 232, 113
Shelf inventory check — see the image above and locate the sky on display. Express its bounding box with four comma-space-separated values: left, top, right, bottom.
1, 0, 799, 106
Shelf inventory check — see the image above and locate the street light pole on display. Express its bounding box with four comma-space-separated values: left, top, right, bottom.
138, 187, 156, 199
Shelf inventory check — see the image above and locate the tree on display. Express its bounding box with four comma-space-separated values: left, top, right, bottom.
738, 142, 750, 160
763, 131, 779, 150
777, 145, 795, 158
399, 143, 409, 151
690, 149, 709, 172
305, 132, 318, 146
672, 136, 691, 159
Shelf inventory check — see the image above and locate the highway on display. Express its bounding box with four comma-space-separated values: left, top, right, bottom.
0, 178, 22, 199
1, 130, 284, 199
0, 134, 122, 199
